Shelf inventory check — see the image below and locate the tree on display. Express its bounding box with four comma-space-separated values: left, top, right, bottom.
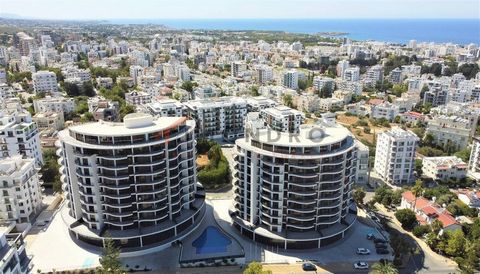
282, 94, 294, 108
414, 159, 423, 177
454, 148, 471, 163
181, 81, 194, 93
250, 85, 260, 96
411, 180, 424, 209
40, 149, 62, 193
370, 260, 398, 274
458, 63, 479, 79
353, 187, 366, 207
445, 230, 466, 258
423, 133, 435, 147
243, 262, 272, 274
412, 224, 431, 238
394, 209, 417, 230
97, 237, 122, 274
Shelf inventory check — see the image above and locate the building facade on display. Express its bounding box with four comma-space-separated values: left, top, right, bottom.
0, 156, 43, 225
374, 128, 419, 185
57, 114, 205, 249
231, 118, 358, 249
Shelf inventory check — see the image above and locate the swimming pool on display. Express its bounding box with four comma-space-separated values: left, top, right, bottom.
192, 226, 232, 254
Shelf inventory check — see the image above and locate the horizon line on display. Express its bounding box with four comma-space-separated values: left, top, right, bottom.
2, 16, 480, 21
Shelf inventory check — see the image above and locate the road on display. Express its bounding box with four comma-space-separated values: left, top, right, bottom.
373, 205, 458, 274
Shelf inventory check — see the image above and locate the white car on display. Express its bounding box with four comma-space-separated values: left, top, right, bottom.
356, 248, 371, 255
354, 261, 369, 269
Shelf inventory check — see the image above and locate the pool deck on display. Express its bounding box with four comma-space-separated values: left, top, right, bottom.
180, 200, 244, 263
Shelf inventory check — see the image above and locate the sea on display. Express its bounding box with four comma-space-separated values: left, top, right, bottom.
108, 19, 480, 45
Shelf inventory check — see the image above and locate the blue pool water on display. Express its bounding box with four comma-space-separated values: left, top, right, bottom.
192, 226, 232, 254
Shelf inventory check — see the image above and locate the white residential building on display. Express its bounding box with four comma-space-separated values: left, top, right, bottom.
0, 156, 43, 225
366, 65, 384, 83
33, 96, 75, 114
296, 95, 321, 112
245, 96, 277, 112
336, 60, 350, 77
255, 65, 273, 84
468, 137, 480, 180
0, 103, 43, 166
457, 190, 480, 209
32, 111, 64, 131
0, 230, 28, 274
282, 69, 299, 90
312, 76, 335, 95
176, 65, 191, 82
374, 127, 419, 185
318, 98, 344, 112
129, 65, 144, 85
426, 115, 472, 150
125, 91, 152, 106
422, 156, 468, 181
57, 114, 205, 249
343, 67, 360, 82
194, 85, 221, 99
259, 105, 304, 133
371, 102, 400, 121
389, 67, 403, 84
184, 97, 248, 139
231, 61, 247, 78
356, 140, 370, 185
145, 99, 185, 117
96, 77, 114, 89
32, 71, 58, 93
232, 117, 358, 249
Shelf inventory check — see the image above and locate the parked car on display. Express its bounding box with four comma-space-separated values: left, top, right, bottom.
375, 243, 388, 249
376, 248, 390, 254
371, 216, 381, 223
302, 262, 317, 271
374, 238, 388, 244
366, 233, 375, 240
356, 248, 371, 255
353, 261, 369, 269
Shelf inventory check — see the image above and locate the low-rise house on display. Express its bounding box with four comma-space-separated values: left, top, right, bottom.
318, 98, 344, 112
145, 99, 185, 117
96, 77, 113, 89
401, 191, 461, 232
32, 111, 64, 131
371, 102, 400, 121
125, 91, 152, 106
422, 156, 468, 182
399, 111, 425, 124
456, 189, 480, 209
87, 98, 119, 122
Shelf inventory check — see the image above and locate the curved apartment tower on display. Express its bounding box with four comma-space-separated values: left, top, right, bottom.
231, 114, 358, 249
57, 113, 205, 251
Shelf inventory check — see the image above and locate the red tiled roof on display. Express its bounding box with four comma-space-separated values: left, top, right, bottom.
368, 99, 385, 106
414, 198, 430, 210
437, 212, 458, 228
402, 191, 415, 203
416, 215, 428, 225
421, 206, 439, 217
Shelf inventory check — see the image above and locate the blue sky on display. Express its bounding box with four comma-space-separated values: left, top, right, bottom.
0, 0, 479, 20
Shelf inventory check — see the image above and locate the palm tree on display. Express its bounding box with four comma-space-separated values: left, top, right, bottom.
370, 261, 398, 274
411, 179, 424, 209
